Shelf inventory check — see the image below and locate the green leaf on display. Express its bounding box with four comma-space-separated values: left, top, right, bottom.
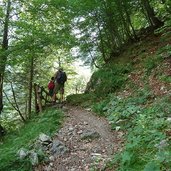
144, 162, 160, 171
122, 151, 132, 164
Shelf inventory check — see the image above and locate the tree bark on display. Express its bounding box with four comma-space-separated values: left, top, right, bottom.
141, 0, 164, 28
28, 56, 34, 117
0, 0, 11, 115
0, 0, 11, 134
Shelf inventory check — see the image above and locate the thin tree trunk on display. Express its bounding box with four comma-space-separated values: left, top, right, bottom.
122, 0, 137, 39
141, 0, 164, 28
94, 12, 107, 62
0, 0, 11, 115
28, 56, 34, 117
3, 87, 26, 123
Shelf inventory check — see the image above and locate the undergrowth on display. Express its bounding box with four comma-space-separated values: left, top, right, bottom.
86, 63, 132, 96
90, 27, 171, 170
92, 88, 171, 171
0, 109, 63, 171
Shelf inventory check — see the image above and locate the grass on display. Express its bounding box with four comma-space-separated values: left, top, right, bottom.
0, 108, 64, 171
66, 93, 98, 107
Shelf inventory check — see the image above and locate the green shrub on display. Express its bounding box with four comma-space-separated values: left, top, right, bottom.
87, 63, 132, 96
0, 109, 63, 171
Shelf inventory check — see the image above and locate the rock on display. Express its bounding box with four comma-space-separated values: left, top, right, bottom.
81, 130, 100, 140
49, 162, 53, 167
92, 146, 101, 153
44, 165, 52, 171
115, 126, 121, 131
166, 117, 171, 122
39, 133, 51, 143
84, 121, 88, 125
85, 108, 91, 111
155, 139, 168, 149
49, 156, 55, 161
77, 130, 83, 134
160, 86, 165, 91
68, 127, 74, 132
91, 153, 102, 157
18, 148, 28, 159
29, 151, 39, 166
68, 132, 72, 136
51, 139, 69, 156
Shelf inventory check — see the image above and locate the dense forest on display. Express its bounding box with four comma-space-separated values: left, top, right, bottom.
0, 0, 171, 170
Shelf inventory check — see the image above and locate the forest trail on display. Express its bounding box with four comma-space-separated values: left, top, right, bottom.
36, 105, 123, 171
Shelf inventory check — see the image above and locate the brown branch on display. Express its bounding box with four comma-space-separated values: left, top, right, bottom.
10, 81, 26, 122
3, 90, 26, 122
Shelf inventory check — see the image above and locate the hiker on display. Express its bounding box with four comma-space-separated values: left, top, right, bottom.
52, 67, 67, 103
48, 77, 55, 100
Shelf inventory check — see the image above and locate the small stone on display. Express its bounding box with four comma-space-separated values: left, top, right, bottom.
68, 132, 72, 135
155, 139, 168, 149
160, 86, 165, 90
49, 156, 55, 161
85, 108, 91, 111
39, 133, 51, 143
69, 127, 74, 131
49, 163, 53, 167
77, 130, 83, 134
115, 126, 120, 131
84, 122, 88, 125
91, 153, 102, 156
81, 130, 100, 140
44, 166, 52, 171
166, 117, 171, 122
29, 151, 39, 166
85, 165, 89, 171
17, 148, 28, 159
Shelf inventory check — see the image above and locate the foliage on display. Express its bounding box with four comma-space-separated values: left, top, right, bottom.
143, 55, 163, 75
86, 63, 132, 96
0, 109, 63, 171
101, 89, 171, 170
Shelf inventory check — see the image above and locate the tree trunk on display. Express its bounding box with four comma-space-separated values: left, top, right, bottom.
0, 0, 11, 115
28, 56, 34, 117
141, 0, 164, 28
122, 0, 137, 40
94, 12, 107, 62
0, 0, 11, 134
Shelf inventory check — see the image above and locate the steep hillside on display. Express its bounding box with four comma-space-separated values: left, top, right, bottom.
67, 25, 171, 170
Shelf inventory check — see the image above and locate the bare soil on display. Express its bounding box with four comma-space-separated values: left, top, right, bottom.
36, 105, 123, 171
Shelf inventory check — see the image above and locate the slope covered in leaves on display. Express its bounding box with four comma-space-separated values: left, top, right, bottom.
67, 24, 171, 170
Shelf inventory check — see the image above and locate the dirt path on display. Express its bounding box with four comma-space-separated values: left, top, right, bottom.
36, 105, 123, 171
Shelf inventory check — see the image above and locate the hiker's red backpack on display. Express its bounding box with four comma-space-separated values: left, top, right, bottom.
48, 81, 55, 90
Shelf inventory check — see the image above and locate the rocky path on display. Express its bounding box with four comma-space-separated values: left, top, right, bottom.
36, 105, 123, 171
